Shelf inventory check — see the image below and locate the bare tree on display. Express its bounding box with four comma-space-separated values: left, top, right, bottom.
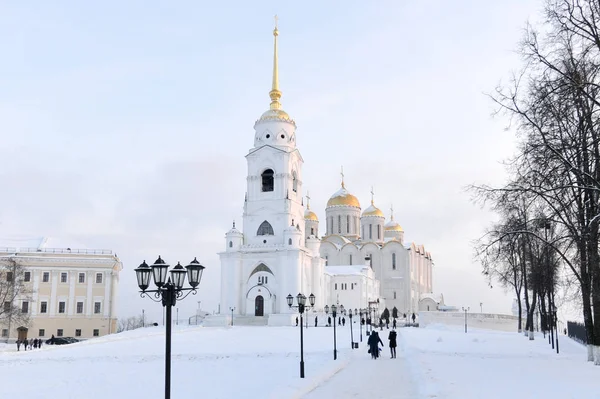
117, 314, 144, 333
0, 257, 32, 341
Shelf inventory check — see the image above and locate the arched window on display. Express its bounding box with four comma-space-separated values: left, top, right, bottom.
288, 238, 292, 245
335, 283, 337, 290
346, 215, 350, 233
349, 254, 353, 265
229, 241, 233, 248
338, 215, 341, 233
369, 224, 372, 239
310, 227, 315, 236
392, 253, 396, 270
325, 256, 328, 266
257, 221, 274, 235
265, 276, 268, 284
377, 225, 381, 239
394, 291, 397, 299
292, 171, 298, 192
261, 169, 274, 192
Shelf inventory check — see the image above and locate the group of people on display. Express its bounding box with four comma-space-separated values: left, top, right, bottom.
295, 316, 348, 327
16, 338, 44, 351
367, 329, 398, 359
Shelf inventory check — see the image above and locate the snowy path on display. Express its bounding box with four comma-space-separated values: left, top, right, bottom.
302, 340, 418, 399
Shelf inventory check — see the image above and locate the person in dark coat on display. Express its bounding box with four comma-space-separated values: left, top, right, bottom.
338, 317, 341, 326
38, 339, 42, 349
314, 316, 318, 327
295, 317, 298, 327
411, 313, 416, 323
388, 330, 397, 358
33, 338, 38, 349
327, 316, 331, 326
342, 317, 346, 326
23, 339, 28, 351
367, 331, 383, 359
393, 318, 397, 329
361, 317, 365, 325
50, 334, 55, 345
16, 340, 21, 351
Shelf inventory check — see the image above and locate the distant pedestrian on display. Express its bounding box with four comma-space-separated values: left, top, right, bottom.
388, 330, 397, 358
38, 339, 43, 349
315, 316, 318, 327
295, 317, 298, 327
328, 316, 332, 326
50, 334, 55, 345
342, 317, 346, 326
393, 319, 397, 329
33, 339, 38, 349
403, 313, 407, 319
361, 317, 365, 325
367, 331, 383, 359
23, 339, 28, 351
338, 317, 341, 326
16, 340, 21, 351
411, 313, 416, 324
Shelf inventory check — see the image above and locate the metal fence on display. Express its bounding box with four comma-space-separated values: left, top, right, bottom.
567, 321, 587, 344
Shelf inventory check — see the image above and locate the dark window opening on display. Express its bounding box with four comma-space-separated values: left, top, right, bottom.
257, 221, 274, 236
261, 169, 274, 192
292, 171, 298, 192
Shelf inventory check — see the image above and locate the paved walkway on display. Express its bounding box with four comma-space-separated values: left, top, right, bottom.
302, 340, 418, 398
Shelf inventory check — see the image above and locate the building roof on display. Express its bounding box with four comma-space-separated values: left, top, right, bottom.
324, 265, 368, 276
0, 236, 113, 255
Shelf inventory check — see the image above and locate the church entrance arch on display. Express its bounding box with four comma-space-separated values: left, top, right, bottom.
255, 296, 264, 316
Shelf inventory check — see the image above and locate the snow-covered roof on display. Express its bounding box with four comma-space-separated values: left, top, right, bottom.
420, 293, 443, 303
324, 265, 368, 276
0, 236, 111, 255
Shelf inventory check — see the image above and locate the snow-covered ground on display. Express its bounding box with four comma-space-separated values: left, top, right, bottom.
0, 323, 597, 398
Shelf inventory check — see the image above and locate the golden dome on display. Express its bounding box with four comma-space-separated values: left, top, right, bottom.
362, 203, 384, 217
257, 109, 295, 125
326, 187, 361, 208
385, 221, 404, 232
304, 209, 318, 221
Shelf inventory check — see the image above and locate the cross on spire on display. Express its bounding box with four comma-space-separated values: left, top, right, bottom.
390, 205, 395, 221
340, 166, 345, 188
274, 14, 278, 29
306, 191, 311, 209
370, 186, 375, 205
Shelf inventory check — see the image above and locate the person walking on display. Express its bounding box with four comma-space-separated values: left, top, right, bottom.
393, 318, 397, 329
16, 340, 21, 351
388, 329, 397, 358
338, 317, 341, 326
327, 316, 331, 327
411, 313, 416, 324
342, 317, 346, 326
367, 330, 383, 359
23, 338, 28, 351
314, 316, 318, 327
33, 338, 38, 349
295, 317, 298, 327
50, 334, 55, 345
38, 339, 43, 349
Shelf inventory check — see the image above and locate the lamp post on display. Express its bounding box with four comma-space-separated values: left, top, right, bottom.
229, 307, 236, 327
325, 304, 338, 360
553, 303, 560, 354
287, 293, 315, 378
480, 302, 483, 313
349, 309, 355, 349
462, 307, 470, 333
135, 256, 205, 399
359, 309, 364, 342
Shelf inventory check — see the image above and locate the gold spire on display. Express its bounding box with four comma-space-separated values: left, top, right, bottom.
370, 186, 375, 205
340, 166, 345, 188
269, 15, 282, 110
390, 204, 395, 221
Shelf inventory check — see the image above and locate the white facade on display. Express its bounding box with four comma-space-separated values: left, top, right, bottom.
216, 24, 440, 326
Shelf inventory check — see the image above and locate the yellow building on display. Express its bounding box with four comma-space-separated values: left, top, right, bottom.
0, 237, 122, 341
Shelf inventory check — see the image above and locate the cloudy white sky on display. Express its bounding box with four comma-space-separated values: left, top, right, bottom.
0, 1, 545, 322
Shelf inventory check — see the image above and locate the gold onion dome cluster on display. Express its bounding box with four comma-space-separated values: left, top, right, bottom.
326, 185, 361, 208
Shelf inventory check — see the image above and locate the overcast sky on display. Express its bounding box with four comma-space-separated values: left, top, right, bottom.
0, 1, 545, 322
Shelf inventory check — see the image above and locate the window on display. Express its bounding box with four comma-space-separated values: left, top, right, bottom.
93, 329, 99, 337
229, 241, 232, 248
60, 273, 67, 283
75, 329, 82, 337
24, 271, 31, 282
369, 224, 372, 239
1, 329, 7, 338
57, 329, 64, 337
3, 302, 10, 312
394, 291, 397, 299
42, 272, 49, 282
58, 302, 66, 313
39, 329, 45, 337
265, 276, 268, 284
257, 221, 274, 236
6, 272, 13, 282
40, 302, 47, 313
325, 256, 328, 266
310, 227, 314, 236
95, 273, 103, 284
78, 273, 85, 283
377, 224, 381, 239
21, 301, 29, 313
329, 217, 333, 235
392, 253, 396, 270
77, 302, 84, 314
338, 215, 341, 233
347, 215, 350, 233
349, 254, 353, 265
261, 169, 274, 192
351, 283, 354, 290
94, 302, 101, 314
335, 283, 337, 290
292, 171, 298, 192
288, 238, 292, 245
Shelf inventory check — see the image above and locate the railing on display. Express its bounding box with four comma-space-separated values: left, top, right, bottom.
0, 247, 112, 255
567, 321, 587, 344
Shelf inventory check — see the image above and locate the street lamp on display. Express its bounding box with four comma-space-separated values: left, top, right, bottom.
462, 307, 470, 333
135, 256, 205, 399
287, 292, 315, 378
229, 307, 236, 327
553, 304, 560, 354
325, 304, 338, 360
348, 310, 355, 349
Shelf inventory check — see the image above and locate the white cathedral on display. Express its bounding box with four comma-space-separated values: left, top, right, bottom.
214, 24, 442, 326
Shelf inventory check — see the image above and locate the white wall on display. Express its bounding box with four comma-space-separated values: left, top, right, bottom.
418, 311, 519, 332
